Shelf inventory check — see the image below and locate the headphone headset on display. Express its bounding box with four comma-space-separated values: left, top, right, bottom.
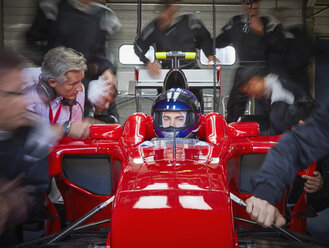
36, 81, 79, 106
36, 81, 83, 119
36, 81, 57, 103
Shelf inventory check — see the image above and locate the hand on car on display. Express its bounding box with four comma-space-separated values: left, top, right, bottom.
147, 61, 162, 76
302, 170, 324, 193
246, 196, 286, 228
69, 119, 92, 138
0, 175, 33, 234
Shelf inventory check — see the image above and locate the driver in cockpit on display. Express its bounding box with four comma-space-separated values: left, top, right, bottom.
139, 88, 209, 146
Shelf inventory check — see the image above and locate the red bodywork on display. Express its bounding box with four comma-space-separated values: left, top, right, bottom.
48, 124, 124, 230
47, 113, 309, 247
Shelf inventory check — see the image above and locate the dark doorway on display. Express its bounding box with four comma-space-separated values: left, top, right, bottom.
315, 38, 329, 106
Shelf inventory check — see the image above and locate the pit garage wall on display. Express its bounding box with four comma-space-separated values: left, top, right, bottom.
109, 1, 305, 94
311, 2, 329, 106
2, 0, 321, 119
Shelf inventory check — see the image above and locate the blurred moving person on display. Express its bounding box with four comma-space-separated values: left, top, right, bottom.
26, 0, 121, 122
216, 0, 285, 123
25, 47, 94, 139
237, 66, 300, 135
269, 7, 315, 98
0, 49, 53, 246
134, 0, 215, 104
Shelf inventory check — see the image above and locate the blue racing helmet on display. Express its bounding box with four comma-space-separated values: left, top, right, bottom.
151, 88, 201, 138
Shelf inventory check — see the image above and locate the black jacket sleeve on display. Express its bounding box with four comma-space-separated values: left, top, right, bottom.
91, 28, 116, 75
216, 16, 235, 49
252, 99, 329, 204
133, 21, 156, 64
189, 15, 213, 57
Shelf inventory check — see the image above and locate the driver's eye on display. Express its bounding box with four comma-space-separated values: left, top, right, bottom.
163, 117, 170, 122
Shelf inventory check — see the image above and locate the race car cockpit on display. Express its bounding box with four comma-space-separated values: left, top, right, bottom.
24, 88, 315, 248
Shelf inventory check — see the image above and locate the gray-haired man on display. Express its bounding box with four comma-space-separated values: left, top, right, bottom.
25, 46, 93, 138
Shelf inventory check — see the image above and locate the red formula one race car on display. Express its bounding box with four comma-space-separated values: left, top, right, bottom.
18, 112, 325, 248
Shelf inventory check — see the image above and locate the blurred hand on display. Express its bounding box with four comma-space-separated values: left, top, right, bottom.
302, 171, 324, 193
249, 16, 264, 36
102, 69, 116, 84
69, 120, 91, 138
207, 56, 220, 69
106, 82, 118, 102
82, 116, 104, 125
147, 61, 161, 76
88, 74, 117, 112
246, 196, 286, 228
0, 175, 34, 234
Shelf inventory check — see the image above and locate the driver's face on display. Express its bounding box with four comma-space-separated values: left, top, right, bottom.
162, 111, 186, 128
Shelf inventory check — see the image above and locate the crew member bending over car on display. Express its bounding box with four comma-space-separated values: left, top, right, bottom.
237, 66, 307, 135
25, 47, 95, 138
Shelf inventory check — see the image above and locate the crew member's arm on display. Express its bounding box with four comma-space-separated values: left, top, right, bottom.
92, 28, 117, 78
134, 22, 161, 76
189, 15, 218, 65
52, 120, 91, 139
216, 16, 235, 49
93, 5, 121, 78
246, 196, 286, 228
0, 176, 34, 234
247, 99, 329, 226
212, 16, 237, 66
